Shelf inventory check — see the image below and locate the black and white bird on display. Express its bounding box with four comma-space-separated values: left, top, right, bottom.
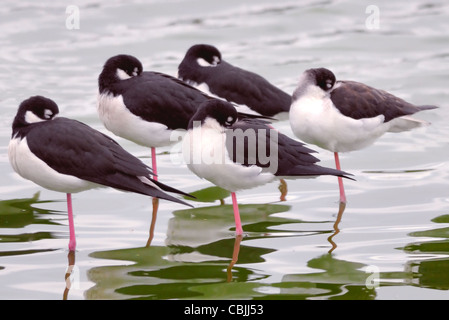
98, 54, 216, 181
182, 99, 353, 235
289, 67, 438, 204
178, 44, 291, 118
8, 96, 192, 251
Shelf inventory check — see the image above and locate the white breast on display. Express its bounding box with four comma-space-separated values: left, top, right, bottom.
8, 136, 99, 193
182, 119, 275, 192
289, 91, 390, 153
97, 93, 179, 148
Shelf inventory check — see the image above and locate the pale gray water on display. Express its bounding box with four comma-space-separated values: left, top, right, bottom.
0, 0, 448, 300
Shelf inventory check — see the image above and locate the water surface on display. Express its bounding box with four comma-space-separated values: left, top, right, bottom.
0, 0, 448, 300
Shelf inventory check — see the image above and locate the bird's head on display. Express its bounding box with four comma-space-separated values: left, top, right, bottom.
12, 96, 59, 135
99, 54, 143, 92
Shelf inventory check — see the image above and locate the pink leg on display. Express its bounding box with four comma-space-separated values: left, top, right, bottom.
149, 147, 159, 245
67, 193, 76, 252
231, 192, 243, 235
334, 152, 347, 204
151, 147, 158, 181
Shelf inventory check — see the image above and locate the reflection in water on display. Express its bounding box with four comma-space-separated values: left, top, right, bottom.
278, 179, 288, 202
327, 202, 346, 254
146, 198, 159, 247
63, 251, 76, 300
0, 192, 62, 255
280, 254, 376, 299
71, 206, 449, 299
399, 214, 449, 290
182, 186, 230, 204
85, 202, 346, 299
227, 235, 243, 282
86, 238, 274, 299
166, 202, 293, 247
86, 243, 380, 299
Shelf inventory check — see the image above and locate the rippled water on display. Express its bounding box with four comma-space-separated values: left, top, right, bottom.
1, 0, 449, 300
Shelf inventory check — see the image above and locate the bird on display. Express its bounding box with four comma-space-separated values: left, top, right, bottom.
8, 96, 193, 251
97, 54, 289, 206
178, 44, 292, 119
181, 99, 353, 235
97, 54, 215, 181
289, 67, 438, 204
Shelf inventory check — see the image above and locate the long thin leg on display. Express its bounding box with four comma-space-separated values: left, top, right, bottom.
231, 192, 243, 235
151, 147, 158, 181
334, 152, 347, 204
147, 147, 159, 246
268, 124, 287, 201
67, 193, 76, 252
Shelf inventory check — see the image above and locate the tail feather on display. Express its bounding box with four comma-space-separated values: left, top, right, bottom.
388, 115, 430, 133
151, 178, 195, 199
143, 185, 193, 207
418, 105, 438, 111
138, 176, 195, 207
278, 164, 355, 181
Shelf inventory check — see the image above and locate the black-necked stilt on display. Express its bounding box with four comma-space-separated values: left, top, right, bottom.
178, 44, 291, 118
289, 67, 438, 204
97, 54, 214, 180
8, 96, 192, 251
182, 99, 353, 235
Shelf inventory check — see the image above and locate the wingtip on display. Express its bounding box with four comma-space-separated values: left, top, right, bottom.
341, 172, 356, 181
418, 105, 439, 111
159, 192, 195, 207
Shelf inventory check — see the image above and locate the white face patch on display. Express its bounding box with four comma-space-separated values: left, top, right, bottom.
24, 110, 46, 124
226, 116, 234, 126
116, 68, 132, 80
44, 109, 54, 119
132, 67, 139, 76
196, 56, 220, 67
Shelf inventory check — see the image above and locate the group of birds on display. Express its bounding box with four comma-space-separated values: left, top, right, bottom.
8, 44, 437, 251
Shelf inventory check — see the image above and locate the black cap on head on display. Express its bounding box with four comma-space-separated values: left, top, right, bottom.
306, 68, 336, 91
99, 54, 143, 92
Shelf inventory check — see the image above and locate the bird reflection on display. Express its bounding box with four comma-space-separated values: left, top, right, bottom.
63, 250, 76, 300
227, 235, 243, 282
146, 197, 159, 247
278, 179, 288, 202
327, 202, 346, 254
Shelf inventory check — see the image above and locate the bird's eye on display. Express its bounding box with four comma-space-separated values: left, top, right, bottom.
212, 56, 220, 66
225, 116, 234, 126
325, 80, 333, 89
44, 109, 53, 119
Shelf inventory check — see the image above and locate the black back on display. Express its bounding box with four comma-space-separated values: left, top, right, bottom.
299, 68, 438, 122
190, 100, 353, 179
12, 96, 191, 205
179, 44, 291, 117
121, 71, 214, 129
331, 80, 438, 122
99, 54, 214, 130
